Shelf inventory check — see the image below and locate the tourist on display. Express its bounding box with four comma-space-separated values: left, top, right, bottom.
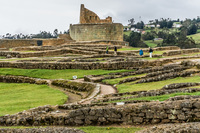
149, 47, 153, 58
106, 46, 109, 54
114, 46, 117, 55
139, 49, 143, 56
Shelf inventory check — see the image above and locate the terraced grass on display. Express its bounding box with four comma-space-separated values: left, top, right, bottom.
116, 76, 200, 93
78, 126, 142, 133
0, 83, 67, 116
118, 47, 141, 51
102, 74, 146, 85
0, 126, 143, 133
0, 68, 131, 80
108, 92, 200, 103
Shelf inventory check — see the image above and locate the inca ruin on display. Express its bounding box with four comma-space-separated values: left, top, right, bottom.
0, 2, 200, 133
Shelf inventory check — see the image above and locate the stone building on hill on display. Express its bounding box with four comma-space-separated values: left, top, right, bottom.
69, 4, 124, 43
80, 4, 112, 24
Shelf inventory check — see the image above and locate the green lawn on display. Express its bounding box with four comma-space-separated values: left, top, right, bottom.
0, 83, 67, 116
78, 126, 142, 133
123, 31, 132, 36
144, 40, 163, 48
117, 76, 200, 93
102, 74, 146, 85
188, 33, 200, 43
0, 68, 131, 80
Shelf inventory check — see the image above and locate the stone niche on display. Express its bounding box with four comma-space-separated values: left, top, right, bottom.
70, 4, 123, 42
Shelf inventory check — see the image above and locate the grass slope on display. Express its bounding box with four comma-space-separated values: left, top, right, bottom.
78, 126, 142, 133
117, 76, 200, 93
0, 68, 131, 80
0, 83, 67, 116
108, 92, 200, 103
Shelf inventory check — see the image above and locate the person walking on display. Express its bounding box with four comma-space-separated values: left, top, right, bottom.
139, 49, 143, 56
114, 46, 117, 55
149, 47, 153, 58
106, 46, 109, 54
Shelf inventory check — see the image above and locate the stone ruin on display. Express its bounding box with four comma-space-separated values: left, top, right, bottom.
69, 4, 124, 42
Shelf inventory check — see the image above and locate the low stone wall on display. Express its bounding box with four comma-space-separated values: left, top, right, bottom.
0, 75, 48, 85
52, 80, 96, 92
0, 48, 99, 58
0, 39, 65, 48
163, 48, 200, 56
1, 98, 200, 126
0, 56, 199, 70
13, 46, 56, 51
92, 88, 200, 103
0, 127, 85, 133
162, 82, 200, 90
136, 70, 199, 84
137, 122, 200, 133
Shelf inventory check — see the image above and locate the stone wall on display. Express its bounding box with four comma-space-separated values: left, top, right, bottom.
70, 23, 123, 41
0, 127, 85, 133
163, 48, 200, 56
0, 75, 48, 85
138, 122, 200, 133
80, 4, 112, 24
52, 80, 96, 92
0, 39, 65, 48
1, 98, 200, 126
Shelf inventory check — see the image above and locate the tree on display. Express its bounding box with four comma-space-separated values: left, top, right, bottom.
128, 18, 135, 26
125, 32, 147, 47
142, 32, 155, 40
187, 24, 197, 35
162, 33, 177, 45
53, 29, 58, 38
136, 21, 145, 29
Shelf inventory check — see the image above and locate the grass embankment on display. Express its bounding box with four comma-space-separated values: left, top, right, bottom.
78, 126, 142, 133
0, 126, 143, 133
144, 40, 163, 48
102, 74, 146, 85
108, 92, 200, 103
116, 76, 200, 93
0, 68, 131, 80
118, 47, 141, 51
188, 33, 200, 43
123, 31, 132, 36
0, 83, 67, 116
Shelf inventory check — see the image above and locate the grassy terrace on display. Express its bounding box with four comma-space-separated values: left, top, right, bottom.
107, 92, 200, 103
102, 74, 146, 85
116, 76, 200, 93
0, 83, 67, 116
0, 68, 131, 80
78, 126, 142, 133
0, 126, 143, 133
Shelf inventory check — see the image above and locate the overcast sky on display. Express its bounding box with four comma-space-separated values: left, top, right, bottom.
0, 0, 200, 35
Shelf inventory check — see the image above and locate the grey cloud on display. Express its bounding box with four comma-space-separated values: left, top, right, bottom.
0, 0, 200, 35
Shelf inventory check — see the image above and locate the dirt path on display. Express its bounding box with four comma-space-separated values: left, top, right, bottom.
74, 78, 116, 95
49, 83, 81, 104
74, 79, 117, 104
100, 84, 117, 95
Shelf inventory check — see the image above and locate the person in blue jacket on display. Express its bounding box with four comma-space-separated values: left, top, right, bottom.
139, 49, 143, 56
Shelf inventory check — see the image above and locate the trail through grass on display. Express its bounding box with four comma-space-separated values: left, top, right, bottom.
0, 83, 67, 116
0, 68, 131, 80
